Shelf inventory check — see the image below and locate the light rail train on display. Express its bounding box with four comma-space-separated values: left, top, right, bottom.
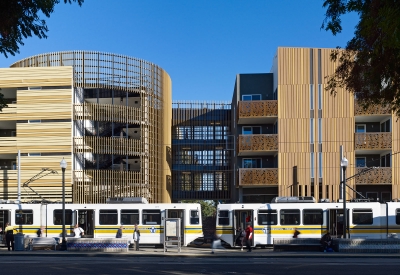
0, 201, 203, 246
216, 197, 400, 247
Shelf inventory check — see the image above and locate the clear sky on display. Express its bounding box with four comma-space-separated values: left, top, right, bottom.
0, 0, 358, 101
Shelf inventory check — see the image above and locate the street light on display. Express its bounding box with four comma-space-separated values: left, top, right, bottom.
60, 158, 67, 250
341, 157, 348, 239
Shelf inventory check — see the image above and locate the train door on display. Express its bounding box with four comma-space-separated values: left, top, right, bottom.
327, 208, 349, 238
166, 209, 184, 245
76, 209, 95, 238
0, 210, 10, 244
233, 209, 253, 247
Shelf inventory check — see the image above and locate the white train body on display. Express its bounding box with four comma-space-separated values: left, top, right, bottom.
216, 200, 399, 247
0, 202, 202, 246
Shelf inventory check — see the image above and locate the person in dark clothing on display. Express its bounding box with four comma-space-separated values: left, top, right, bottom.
293, 228, 300, 238
320, 232, 333, 252
37, 226, 45, 237
133, 224, 140, 251
116, 226, 123, 238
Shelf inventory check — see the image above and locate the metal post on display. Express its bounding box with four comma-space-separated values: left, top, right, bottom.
342, 165, 347, 239
60, 158, 67, 250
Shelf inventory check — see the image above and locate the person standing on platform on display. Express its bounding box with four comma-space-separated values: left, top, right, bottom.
4, 222, 17, 251
245, 223, 253, 252
133, 224, 141, 251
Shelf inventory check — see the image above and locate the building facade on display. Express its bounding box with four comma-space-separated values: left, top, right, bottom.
171, 101, 232, 201
0, 51, 172, 203
232, 47, 397, 203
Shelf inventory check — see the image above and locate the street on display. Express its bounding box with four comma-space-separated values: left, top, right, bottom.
1, 256, 398, 275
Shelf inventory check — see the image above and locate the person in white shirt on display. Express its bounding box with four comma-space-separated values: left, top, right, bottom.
73, 224, 84, 238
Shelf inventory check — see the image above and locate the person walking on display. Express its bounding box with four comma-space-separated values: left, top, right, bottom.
133, 224, 140, 251
4, 222, 17, 251
37, 226, 45, 237
116, 225, 123, 238
245, 223, 253, 252
73, 224, 84, 238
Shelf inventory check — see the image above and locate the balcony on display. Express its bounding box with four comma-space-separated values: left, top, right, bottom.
354, 101, 391, 116
238, 134, 278, 156
355, 167, 392, 184
354, 132, 392, 150
239, 168, 278, 186
238, 100, 277, 124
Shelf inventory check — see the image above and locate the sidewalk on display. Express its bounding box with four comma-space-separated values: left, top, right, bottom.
1, 246, 400, 258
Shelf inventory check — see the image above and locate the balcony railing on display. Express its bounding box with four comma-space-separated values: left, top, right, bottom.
355, 167, 392, 184
354, 101, 391, 116
354, 132, 392, 150
238, 100, 278, 118
238, 134, 278, 152
239, 168, 278, 186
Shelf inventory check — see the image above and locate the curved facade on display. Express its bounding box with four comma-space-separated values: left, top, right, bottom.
10, 51, 172, 203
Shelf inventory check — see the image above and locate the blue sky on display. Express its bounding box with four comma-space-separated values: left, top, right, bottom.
0, 0, 358, 101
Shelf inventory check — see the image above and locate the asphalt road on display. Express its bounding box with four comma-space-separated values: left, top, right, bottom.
1, 256, 399, 275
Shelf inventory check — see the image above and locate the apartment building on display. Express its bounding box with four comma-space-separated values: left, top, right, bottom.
232, 47, 397, 203
171, 101, 232, 201
0, 51, 172, 203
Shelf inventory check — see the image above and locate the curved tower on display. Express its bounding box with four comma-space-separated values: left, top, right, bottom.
10, 51, 172, 203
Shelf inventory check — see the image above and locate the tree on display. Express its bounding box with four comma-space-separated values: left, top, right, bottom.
322, 0, 400, 116
0, 0, 84, 58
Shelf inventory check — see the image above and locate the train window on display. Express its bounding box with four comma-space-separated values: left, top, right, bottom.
53, 210, 73, 225
190, 210, 200, 224
303, 209, 323, 225
258, 210, 277, 225
143, 210, 161, 225
396, 209, 400, 225
121, 209, 139, 225
352, 209, 373, 225
99, 209, 118, 225
15, 210, 33, 224
218, 210, 229, 225
280, 209, 300, 225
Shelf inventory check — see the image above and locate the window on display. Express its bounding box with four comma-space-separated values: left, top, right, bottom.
356, 157, 366, 167
396, 209, 400, 225
15, 210, 33, 224
28, 87, 42, 90
218, 210, 229, 225
310, 84, 314, 110
318, 84, 322, 110
28, 153, 41, 157
355, 124, 366, 133
280, 209, 300, 225
381, 119, 391, 132
243, 158, 261, 168
303, 209, 323, 225
310, 152, 315, 179
381, 192, 391, 202
310, 119, 314, 144
190, 210, 200, 224
99, 209, 118, 225
242, 94, 261, 101
318, 152, 323, 178
53, 210, 73, 225
258, 210, 277, 225
242, 126, 261, 135
352, 209, 373, 225
143, 209, 161, 225
121, 209, 139, 225
28, 120, 41, 123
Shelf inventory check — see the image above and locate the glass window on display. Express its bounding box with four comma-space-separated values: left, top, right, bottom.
242, 95, 252, 101
218, 210, 229, 225
352, 209, 373, 225
355, 124, 366, 133
356, 157, 366, 167
258, 210, 277, 225
53, 210, 73, 225
28, 120, 41, 123
310, 84, 314, 110
121, 209, 139, 225
243, 159, 261, 168
143, 210, 161, 225
28, 153, 41, 156
99, 209, 118, 225
190, 210, 200, 224
15, 210, 33, 224
396, 209, 400, 225
303, 209, 323, 225
280, 209, 300, 225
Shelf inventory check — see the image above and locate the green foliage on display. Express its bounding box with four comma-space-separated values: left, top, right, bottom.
181, 200, 217, 218
0, 0, 84, 57
322, 0, 400, 116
